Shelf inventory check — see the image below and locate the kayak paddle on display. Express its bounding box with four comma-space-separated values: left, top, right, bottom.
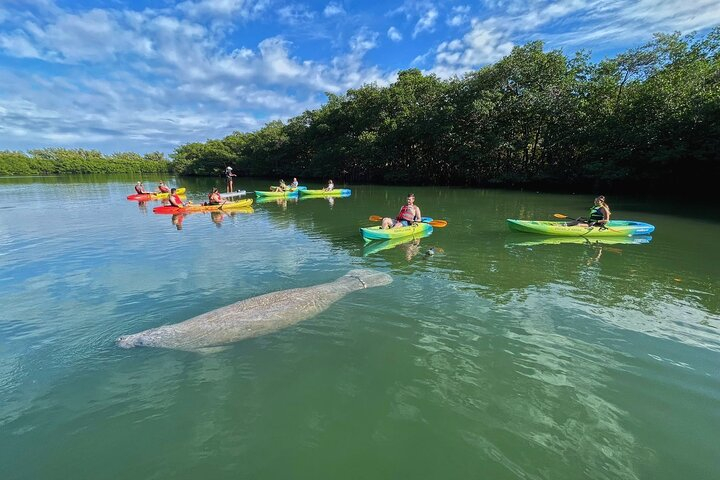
368, 215, 447, 227
553, 213, 619, 232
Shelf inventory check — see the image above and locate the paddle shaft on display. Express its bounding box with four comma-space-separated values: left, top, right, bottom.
368, 215, 447, 228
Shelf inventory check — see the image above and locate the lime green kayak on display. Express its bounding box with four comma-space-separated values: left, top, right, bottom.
507, 219, 655, 237
254, 189, 300, 198
362, 228, 433, 255
299, 189, 351, 197
360, 222, 433, 242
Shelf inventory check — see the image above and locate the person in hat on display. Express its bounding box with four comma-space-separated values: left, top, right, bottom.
134, 181, 151, 195
225, 166, 237, 192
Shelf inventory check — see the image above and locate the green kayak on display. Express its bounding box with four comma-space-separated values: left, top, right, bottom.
299, 189, 351, 197
362, 228, 433, 255
360, 222, 433, 242
507, 219, 655, 237
254, 189, 300, 198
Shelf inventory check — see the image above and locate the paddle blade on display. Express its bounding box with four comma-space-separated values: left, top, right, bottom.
427, 220, 447, 227
368, 215, 383, 222
553, 213, 570, 219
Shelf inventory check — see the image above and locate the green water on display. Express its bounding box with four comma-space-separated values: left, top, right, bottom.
1, 175, 718, 480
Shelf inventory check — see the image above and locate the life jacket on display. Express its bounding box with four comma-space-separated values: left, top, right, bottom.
396, 205, 417, 222
135, 185, 144, 194
208, 192, 221, 204
589, 204, 610, 221
170, 194, 183, 207
158, 185, 170, 193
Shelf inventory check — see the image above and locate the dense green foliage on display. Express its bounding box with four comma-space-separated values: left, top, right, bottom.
0, 149, 170, 175
173, 30, 720, 193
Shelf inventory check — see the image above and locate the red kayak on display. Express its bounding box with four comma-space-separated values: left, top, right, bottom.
152, 198, 254, 214
127, 187, 185, 201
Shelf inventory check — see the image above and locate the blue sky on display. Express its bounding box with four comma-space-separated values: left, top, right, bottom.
1, 0, 718, 154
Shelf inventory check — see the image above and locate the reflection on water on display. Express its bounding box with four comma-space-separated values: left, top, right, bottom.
0, 176, 718, 480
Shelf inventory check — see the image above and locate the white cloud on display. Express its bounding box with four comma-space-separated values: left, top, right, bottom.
323, 2, 345, 17
413, 8, 438, 38
430, 19, 514, 77
447, 4, 471, 26
387, 26, 403, 42
177, 0, 270, 19
278, 4, 315, 25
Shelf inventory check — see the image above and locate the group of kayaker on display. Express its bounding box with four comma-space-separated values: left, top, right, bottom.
134, 181, 171, 195
379, 194, 611, 229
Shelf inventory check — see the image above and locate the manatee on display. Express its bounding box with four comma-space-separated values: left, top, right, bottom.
117, 269, 392, 352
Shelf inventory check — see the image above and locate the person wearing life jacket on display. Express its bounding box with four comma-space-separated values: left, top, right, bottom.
168, 188, 186, 208
157, 181, 170, 193
207, 187, 223, 205
323, 179, 334, 192
381, 193, 422, 229
134, 181, 151, 195
569, 196, 611, 228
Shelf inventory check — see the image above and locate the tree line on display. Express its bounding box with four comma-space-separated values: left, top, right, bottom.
172, 29, 719, 194
0, 148, 170, 175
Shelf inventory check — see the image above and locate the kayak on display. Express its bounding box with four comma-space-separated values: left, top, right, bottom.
506, 219, 655, 237
299, 189, 351, 197
362, 229, 434, 255
507, 236, 653, 247
255, 189, 300, 198
360, 222, 433, 242
127, 188, 185, 201
152, 198, 254, 214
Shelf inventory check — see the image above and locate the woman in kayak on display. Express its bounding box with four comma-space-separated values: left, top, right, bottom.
290, 178, 299, 189
134, 182, 151, 195
323, 179, 334, 192
168, 188, 186, 208
569, 196, 611, 227
207, 187, 223, 205
382, 193, 422, 229
157, 181, 170, 193
270, 179, 287, 192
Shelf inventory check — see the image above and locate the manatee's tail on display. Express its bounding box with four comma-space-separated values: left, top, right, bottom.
343, 269, 392, 288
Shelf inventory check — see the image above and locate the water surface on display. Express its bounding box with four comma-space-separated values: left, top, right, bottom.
1, 175, 718, 479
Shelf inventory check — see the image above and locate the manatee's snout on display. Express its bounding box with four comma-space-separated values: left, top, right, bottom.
117, 335, 137, 349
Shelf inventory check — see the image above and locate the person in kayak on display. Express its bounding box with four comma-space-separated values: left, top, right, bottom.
134, 182, 151, 195
382, 193, 422, 229
168, 188, 186, 208
569, 196, 611, 228
225, 166, 236, 193
270, 179, 288, 192
207, 187, 223, 205
290, 178, 299, 189
157, 181, 170, 193
323, 179, 334, 192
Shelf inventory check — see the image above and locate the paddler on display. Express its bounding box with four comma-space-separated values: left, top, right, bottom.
381, 193, 422, 229
225, 166, 237, 193
568, 195, 611, 228
134, 181, 151, 195
168, 188, 187, 208
207, 187, 223, 205
157, 181, 170, 193
290, 177, 299, 189
270, 179, 287, 192
323, 179, 334, 192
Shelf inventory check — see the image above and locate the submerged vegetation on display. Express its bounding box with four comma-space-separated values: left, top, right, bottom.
0, 148, 170, 176
172, 29, 720, 194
